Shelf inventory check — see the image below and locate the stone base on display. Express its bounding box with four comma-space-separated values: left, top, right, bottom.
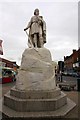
2, 98, 76, 118
10, 86, 61, 99
16, 48, 56, 91
1, 86, 76, 118
1, 48, 76, 118
4, 88, 67, 112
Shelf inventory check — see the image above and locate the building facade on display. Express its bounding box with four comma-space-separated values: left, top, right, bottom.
64, 48, 80, 73
0, 57, 19, 69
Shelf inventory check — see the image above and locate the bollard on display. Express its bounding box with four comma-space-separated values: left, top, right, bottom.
77, 78, 80, 91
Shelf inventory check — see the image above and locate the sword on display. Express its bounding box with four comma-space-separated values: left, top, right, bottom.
25, 30, 38, 51
25, 30, 34, 48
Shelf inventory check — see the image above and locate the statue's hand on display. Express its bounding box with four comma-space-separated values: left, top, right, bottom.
24, 28, 27, 31
44, 41, 46, 43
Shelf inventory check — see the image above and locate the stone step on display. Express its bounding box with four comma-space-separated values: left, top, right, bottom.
2, 98, 76, 118
10, 86, 61, 99
4, 91, 67, 112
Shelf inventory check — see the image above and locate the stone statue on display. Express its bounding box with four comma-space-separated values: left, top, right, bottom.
3, 8, 76, 118
24, 8, 46, 48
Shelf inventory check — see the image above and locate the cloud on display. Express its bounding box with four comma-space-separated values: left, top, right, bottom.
0, 0, 79, 2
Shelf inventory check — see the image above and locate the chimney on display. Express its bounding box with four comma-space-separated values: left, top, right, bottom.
73, 49, 76, 54
64, 56, 65, 60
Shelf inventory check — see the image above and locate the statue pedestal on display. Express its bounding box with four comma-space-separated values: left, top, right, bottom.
16, 48, 56, 91
2, 48, 76, 118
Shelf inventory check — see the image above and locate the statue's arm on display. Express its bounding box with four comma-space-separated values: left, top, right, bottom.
24, 18, 32, 31
43, 20, 46, 31
38, 16, 46, 30
38, 16, 44, 22
42, 20, 46, 43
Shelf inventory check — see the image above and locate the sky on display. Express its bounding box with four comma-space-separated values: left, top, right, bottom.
0, 0, 78, 65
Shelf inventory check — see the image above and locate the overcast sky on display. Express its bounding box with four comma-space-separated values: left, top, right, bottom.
0, 0, 78, 65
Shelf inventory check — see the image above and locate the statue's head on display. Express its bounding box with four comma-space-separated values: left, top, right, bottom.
34, 8, 39, 15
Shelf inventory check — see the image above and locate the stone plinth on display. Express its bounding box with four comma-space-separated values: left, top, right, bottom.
16, 48, 56, 91
2, 48, 76, 118
4, 87, 67, 112
10, 86, 61, 99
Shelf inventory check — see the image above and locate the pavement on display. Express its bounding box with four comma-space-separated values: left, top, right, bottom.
64, 91, 79, 118
0, 81, 80, 119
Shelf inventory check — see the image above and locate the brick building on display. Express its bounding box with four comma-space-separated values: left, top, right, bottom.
64, 48, 80, 73
0, 57, 19, 69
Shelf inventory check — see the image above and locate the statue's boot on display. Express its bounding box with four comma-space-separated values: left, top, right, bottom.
39, 34, 44, 48
34, 34, 37, 48
40, 38, 44, 48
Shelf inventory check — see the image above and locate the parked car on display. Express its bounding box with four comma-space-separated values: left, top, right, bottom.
62, 71, 80, 77
0, 67, 16, 84
62, 71, 68, 76
58, 82, 76, 91
68, 72, 80, 77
